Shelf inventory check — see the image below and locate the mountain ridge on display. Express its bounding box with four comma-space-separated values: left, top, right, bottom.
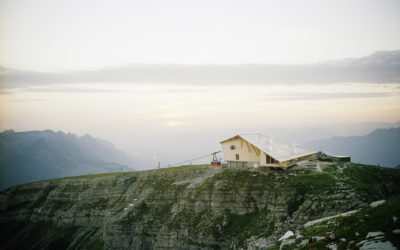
305, 127, 400, 167
0, 130, 136, 190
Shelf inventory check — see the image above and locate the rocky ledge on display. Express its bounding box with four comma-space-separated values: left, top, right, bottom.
1, 161, 400, 249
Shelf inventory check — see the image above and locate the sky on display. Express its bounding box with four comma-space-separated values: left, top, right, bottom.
0, 0, 399, 167
1, 0, 400, 69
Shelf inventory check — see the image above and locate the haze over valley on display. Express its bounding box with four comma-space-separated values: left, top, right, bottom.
1, 1, 400, 170
1, 0, 400, 249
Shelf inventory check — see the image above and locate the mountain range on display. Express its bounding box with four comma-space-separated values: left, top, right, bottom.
305, 127, 400, 167
0, 130, 136, 190
1, 126, 399, 191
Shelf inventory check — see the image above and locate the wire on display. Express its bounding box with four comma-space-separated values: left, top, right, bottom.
173, 151, 221, 166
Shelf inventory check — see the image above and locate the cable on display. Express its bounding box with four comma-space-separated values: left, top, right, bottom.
173, 151, 221, 166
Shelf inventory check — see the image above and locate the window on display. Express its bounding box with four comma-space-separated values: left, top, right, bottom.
266, 154, 277, 164
236, 154, 239, 160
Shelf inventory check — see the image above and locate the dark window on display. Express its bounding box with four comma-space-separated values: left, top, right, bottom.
266, 154, 276, 164
236, 154, 239, 160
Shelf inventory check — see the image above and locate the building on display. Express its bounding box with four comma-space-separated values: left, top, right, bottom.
316, 151, 351, 163
220, 133, 316, 168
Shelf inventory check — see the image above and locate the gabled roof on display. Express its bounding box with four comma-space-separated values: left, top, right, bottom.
220, 133, 316, 162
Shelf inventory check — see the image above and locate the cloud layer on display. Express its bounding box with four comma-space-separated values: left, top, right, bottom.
1, 51, 399, 91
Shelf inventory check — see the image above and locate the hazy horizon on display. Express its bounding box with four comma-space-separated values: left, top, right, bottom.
1, 0, 399, 168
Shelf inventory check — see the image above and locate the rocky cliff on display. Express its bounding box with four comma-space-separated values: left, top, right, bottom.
274, 199, 400, 249
1, 161, 400, 249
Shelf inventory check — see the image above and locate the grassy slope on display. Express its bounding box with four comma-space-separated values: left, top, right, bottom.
1, 163, 400, 249
274, 199, 400, 250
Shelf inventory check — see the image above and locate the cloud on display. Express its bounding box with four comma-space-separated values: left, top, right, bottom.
1, 50, 399, 91
263, 91, 400, 101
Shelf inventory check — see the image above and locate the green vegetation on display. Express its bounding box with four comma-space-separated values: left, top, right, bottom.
55, 171, 124, 180
168, 207, 274, 248
303, 199, 400, 249
157, 164, 211, 172
212, 209, 275, 247
1, 162, 400, 249
195, 168, 279, 196
276, 199, 400, 250
280, 171, 336, 216
281, 170, 336, 195
0, 221, 105, 250
195, 181, 214, 197
343, 164, 400, 197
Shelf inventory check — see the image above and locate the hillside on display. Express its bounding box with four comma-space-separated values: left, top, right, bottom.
273, 199, 400, 249
0, 130, 136, 190
305, 127, 400, 167
1, 161, 399, 249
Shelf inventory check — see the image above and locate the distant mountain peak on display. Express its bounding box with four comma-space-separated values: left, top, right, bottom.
0, 130, 136, 190
2, 129, 15, 134
305, 127, 400, 167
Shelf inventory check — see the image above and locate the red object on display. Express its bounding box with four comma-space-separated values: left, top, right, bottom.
210, 151, 221, 166
210, 162, 221, 166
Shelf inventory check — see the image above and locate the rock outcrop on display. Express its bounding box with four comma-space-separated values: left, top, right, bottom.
1, 162, 400, 249
275, 199, 400, 249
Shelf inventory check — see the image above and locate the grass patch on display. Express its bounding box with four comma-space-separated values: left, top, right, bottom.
212, 209, 274, 247
203, 169, 278, 193
281, 172, 336, 195
157, 164, 211, 172
280, 172, 336, 216
342, 164, 400, 199
300, 199, 400, 249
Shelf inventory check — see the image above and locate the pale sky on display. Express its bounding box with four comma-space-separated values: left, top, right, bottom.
1, 0, 399, 70
0, 0, 399, 167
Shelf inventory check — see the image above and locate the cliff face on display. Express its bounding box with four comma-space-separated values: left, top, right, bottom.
274, 199, 400, 249
1, 162, 400, 249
